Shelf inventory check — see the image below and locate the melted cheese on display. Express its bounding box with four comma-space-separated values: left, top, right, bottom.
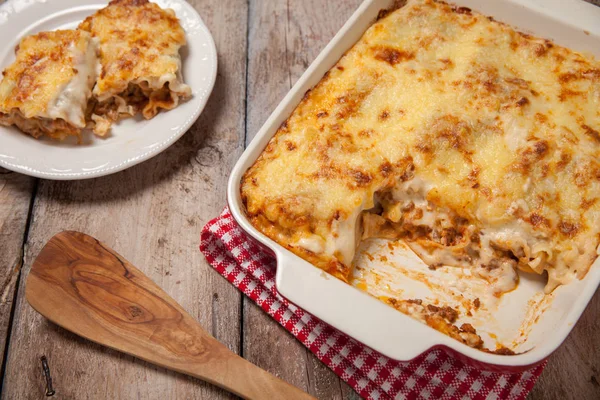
241, 0, 600, 292
47, 38, 99, 127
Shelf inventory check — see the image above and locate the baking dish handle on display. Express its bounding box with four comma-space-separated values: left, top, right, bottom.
274, 248, 443, 361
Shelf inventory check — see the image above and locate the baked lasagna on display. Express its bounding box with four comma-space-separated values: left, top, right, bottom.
0, 30, 98, 140
241, 0, 600, 298
79, 0, 192, 135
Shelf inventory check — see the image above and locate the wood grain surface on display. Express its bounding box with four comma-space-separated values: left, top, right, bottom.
26, 231, 313, 400
0, 169, 34, 367
0, 0, 599, 399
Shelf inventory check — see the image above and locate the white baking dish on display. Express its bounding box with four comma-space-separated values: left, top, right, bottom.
228, 0, 600, 371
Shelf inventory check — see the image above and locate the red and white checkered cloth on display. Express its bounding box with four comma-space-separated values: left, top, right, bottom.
200, 207, 545, 400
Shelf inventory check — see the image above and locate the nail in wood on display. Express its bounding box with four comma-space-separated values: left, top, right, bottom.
41, 356, 55, 396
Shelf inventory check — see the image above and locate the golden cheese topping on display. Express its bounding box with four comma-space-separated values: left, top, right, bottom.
79, 0, 191, 133
0, 30, 98, 140
241, 0, 600, 292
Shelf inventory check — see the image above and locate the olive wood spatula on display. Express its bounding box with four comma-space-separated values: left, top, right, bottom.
25, 231, 314, 400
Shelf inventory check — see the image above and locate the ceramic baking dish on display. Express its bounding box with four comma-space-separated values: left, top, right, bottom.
228, 0, 600, 371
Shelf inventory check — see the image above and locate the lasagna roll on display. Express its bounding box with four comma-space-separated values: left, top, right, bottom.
0, 30, 98, 141
79, 0, 192, 135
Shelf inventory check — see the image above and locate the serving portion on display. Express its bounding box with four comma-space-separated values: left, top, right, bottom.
240, 0, 600, 352
0, 30, 98, 141
0, 0, 217, 179
80, 0, 192, 135
0, 0, 192, 141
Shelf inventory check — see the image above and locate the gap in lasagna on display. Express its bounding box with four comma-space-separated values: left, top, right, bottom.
360, 174, 521, 297
350, 174, 558, 354
351, 236, 532, 354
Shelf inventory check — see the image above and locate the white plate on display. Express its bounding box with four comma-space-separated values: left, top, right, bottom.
0, 0, 217, 180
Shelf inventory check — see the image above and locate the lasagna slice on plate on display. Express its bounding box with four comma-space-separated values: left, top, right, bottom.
0, 30, 98, 141
79, 0, 192, 136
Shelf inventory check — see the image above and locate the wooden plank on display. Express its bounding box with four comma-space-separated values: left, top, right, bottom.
244, 1, 360, 398
0, 0, 248, 398
527, 288, 600, 400
0, 169, 34, 370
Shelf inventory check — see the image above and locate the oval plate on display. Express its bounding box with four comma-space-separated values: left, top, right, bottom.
0, 0, 217, 180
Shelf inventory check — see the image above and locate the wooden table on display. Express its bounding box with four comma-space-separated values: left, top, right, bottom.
0, 0, 599, 398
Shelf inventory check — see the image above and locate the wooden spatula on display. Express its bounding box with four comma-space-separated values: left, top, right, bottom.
25, 231, 314, 400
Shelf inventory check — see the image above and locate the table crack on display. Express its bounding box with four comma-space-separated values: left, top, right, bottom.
0, 178, 38, 394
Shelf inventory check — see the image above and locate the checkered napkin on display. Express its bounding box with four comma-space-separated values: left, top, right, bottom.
200, 207, 546, 400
